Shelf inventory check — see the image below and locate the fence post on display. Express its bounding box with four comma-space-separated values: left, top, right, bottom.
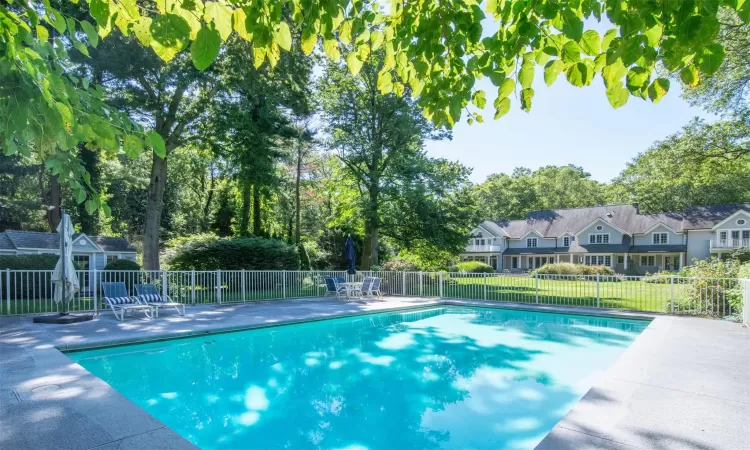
402, 272, 407, 296
670, 276, 675, 314
92, 269, 98, 314
191, 269, 196, 305
6, 269, 10, 314
483, 273, 487, 300
439, 272, 443, 298
419, 272, 424, 297
282, 270, 287, 299
596, 273, 600, 308
162, 270, 168, 299
535, 272, 539, 304
241, 269, 246, 302
216, 269, 221, 304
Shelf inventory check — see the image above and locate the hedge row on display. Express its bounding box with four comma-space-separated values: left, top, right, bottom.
165, 236, 300, 271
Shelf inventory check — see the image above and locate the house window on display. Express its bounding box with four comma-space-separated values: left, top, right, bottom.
588, 233, 609, 244
617, 255, 624, 264
640, 255, 655, 266
596, 225, 603, 231
526, 237, 538, 247
584, 255, 607, 266
604, 256, 612, 267
738, 219, 746, 225
562, 236, 570, 247
512, 257, 518, 269
652, 232, 668, 244
73, 255, 90, 270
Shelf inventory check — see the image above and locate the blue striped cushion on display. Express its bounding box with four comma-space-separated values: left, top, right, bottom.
108, 296, 135, 305
140, 293, 165, 303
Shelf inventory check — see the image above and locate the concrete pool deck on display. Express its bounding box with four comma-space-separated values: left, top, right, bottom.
0, 297, 747, 450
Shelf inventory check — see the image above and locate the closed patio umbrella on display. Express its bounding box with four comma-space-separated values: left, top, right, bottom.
52, 211, 79, 309
345, 235, 356, 275
33, 210, 92, 324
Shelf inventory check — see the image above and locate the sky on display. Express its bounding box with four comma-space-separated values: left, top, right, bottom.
424, 16, 713, 185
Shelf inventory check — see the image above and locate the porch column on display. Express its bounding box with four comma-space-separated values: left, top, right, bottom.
680, 252, 685, 269
624, 253, 629, 270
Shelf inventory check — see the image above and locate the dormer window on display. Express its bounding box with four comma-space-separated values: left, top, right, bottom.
562, 236, 570, 247
596, 225, 603, 231
738, 219, 747, 226
588, 233, 609, 244
652, 232, 668, 244
526, 237, 538, 247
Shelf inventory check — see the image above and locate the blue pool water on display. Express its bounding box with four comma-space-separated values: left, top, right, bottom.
69, 307, 648, 449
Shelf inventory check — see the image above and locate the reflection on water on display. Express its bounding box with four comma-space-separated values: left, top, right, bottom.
70, 307, 648, 450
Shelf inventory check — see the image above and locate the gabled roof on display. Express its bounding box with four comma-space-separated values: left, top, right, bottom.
476, 220, 508, 237
0, 230, 136, 253
682, 203, 750, 230
573, 217, 629, 237
710, 209, 750, 230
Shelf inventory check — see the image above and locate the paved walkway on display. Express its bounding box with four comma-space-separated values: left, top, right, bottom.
0, 297, 747, 450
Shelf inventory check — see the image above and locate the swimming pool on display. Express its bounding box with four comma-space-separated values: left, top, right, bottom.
69, 307, 649, 449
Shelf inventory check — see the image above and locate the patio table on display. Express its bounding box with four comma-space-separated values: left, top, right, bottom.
340, 282, 363, 299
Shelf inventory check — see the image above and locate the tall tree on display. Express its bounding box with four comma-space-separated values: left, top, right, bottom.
319, 55, 452, 268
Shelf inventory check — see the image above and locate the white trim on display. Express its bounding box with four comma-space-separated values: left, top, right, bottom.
712, 210, 750, 230
557, 231, 574, 238
562, 235, 571, 247
639, 223, 682, 235
526, 237, 539, 248
72, 234, 104, 252
574, 217, 629, 237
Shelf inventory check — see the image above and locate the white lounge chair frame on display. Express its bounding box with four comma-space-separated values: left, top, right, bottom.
101, 282, 153, 321
134, 284, 185, 317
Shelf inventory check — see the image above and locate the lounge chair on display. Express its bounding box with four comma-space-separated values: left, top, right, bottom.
101, 282, 153, 321
324, 277, 348, 299
350, 277, 372, 299
362, 277, 383, 299
134, 284, 185, 318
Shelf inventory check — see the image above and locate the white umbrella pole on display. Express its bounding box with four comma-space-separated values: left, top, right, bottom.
60, 210, 68, 316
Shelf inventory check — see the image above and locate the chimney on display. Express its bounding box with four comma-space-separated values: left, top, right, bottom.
633, 203, 639, 214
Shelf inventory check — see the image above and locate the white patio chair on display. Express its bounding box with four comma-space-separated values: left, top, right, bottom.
101, 282, 153, 321
134, 283, 185, 317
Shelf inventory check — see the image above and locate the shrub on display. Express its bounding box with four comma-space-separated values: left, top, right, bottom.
0, 254, 59, 270
675, 258, 745, 317
532, 262, 614, 276
103, 259, 141, 271
165, 236, 300, 270
381, 258, 419, 272
451, 261, 495, 273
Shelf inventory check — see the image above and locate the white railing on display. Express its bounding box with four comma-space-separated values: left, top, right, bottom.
742, 279, 750, 327
464, 244, 504, 252
711, 238, 750, 249
0, 269, 745, 320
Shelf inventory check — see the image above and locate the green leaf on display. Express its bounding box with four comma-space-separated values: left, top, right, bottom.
562, 41, 581, 63
580, 30, 600, 56
602, 59, 628, 88
371, 30, 384, 51
89, 0, 110, 27
150, 13, 191, 62
133, 17, 152, 46
233, 9, 252, 41
102, 203, 112, 217
606, 82, 629, 108
80, 20, 99, 48
36, 25, 49, 42
191, 26, 221, 70
519, 60, 534, 89
346, 52, 363, 76
122, 135, 142, 158
647, 78, 670, 103
324, 39, 341, 61
493, 97, 510, 119
146, 131, 167, 158
626, 66, 650, 91
472, 90, 486, 109
377, 71, 393, 94
47, 9, 66, 34
301, 28, 316, 55
274, 22, 292, 51
679, 65, 700, 88
498, 78, 515, 99
698, 43, 724, 76
544, 60, 564, 86
85, 199, 97, 215
520, 88, 534, 112
562, 15, 583, 41
643, 25, 662, 47
339, 20, 353, 45
204, 1, 233, 41
565, 62, 588, 87
601, 29, 617, 52
75, 189, 87, 204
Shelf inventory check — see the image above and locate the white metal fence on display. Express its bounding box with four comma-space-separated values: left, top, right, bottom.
0, 269, 746, 320
742, 279, 750, 327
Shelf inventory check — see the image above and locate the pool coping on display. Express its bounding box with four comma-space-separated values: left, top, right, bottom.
1, 297, 747, 450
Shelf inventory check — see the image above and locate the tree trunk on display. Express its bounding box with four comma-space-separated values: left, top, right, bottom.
77, 144, 100, 235
294, 143, 303, 244
252, 185, 262, 236
239, 180, 251, 236
142, 152, 168, 270
360, 184, 380, 269
45, 174, 61, 231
